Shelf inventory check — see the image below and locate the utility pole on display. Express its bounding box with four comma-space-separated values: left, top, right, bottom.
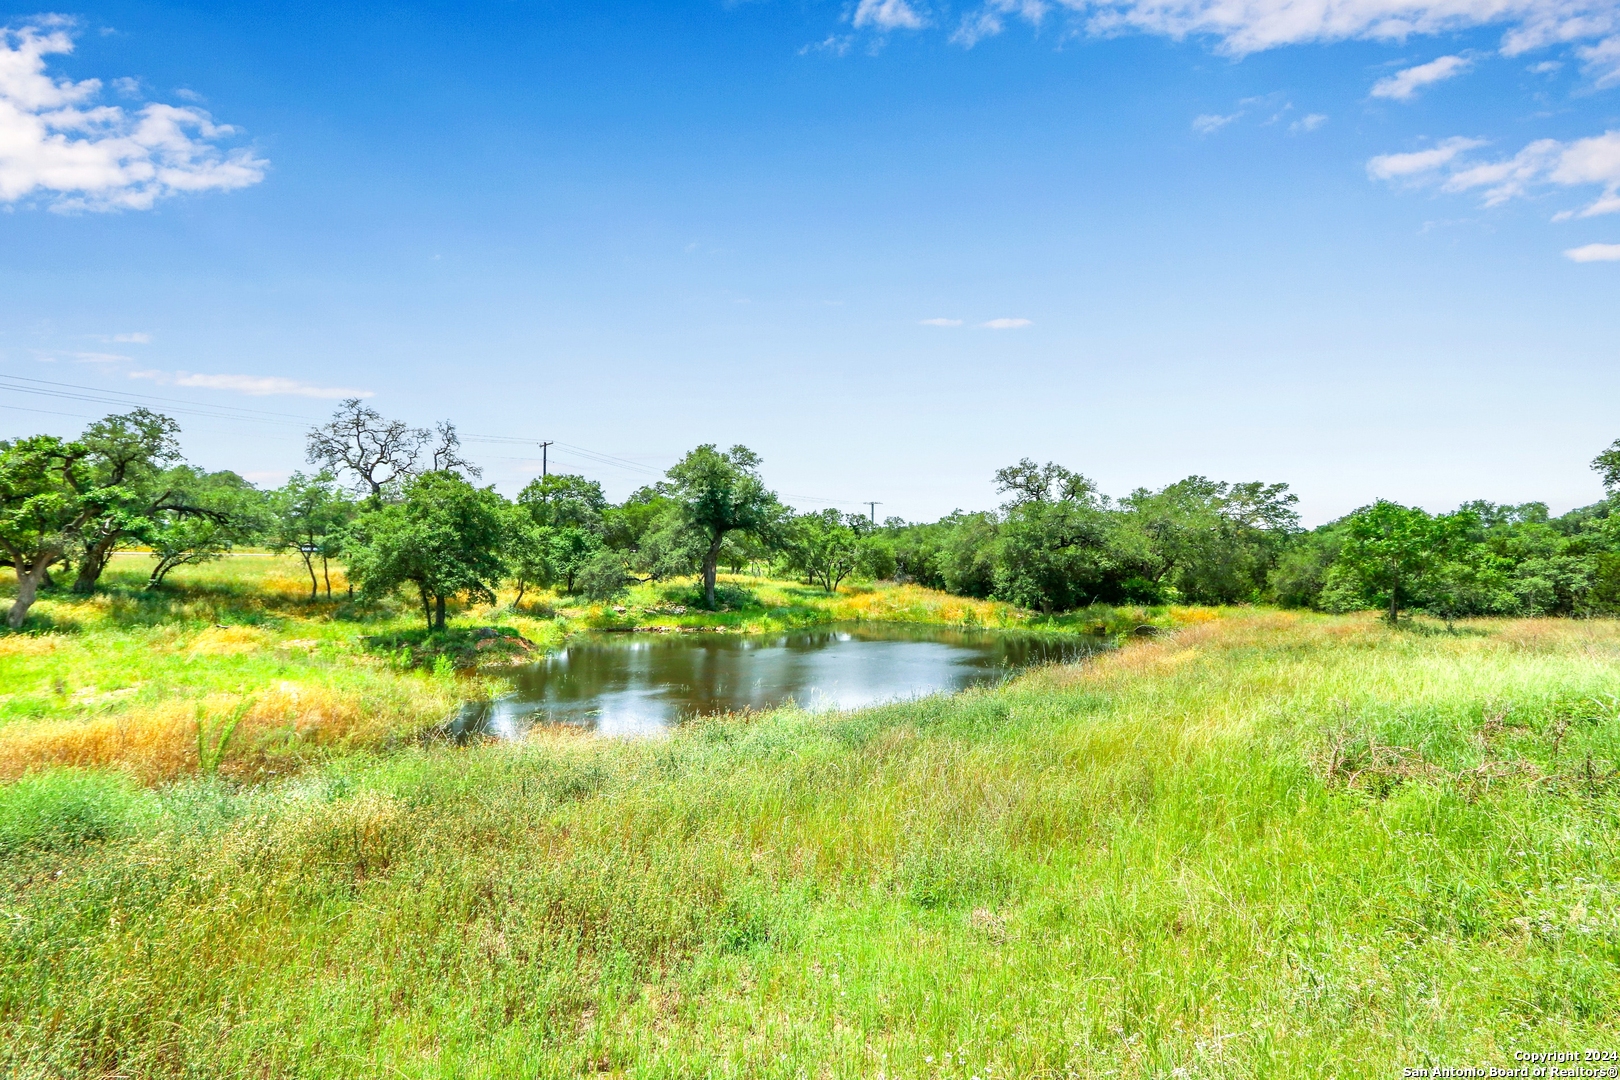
866, 501, 882, 524
537, 441, 553, 479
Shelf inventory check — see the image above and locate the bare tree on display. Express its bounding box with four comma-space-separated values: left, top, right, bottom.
429, 420, 481, 478
306, 400, 423, 499
306, 402, 480, 500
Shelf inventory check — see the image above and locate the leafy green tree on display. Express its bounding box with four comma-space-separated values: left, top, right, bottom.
1328, 501, 1442, 623
510, 472, 611, 595
779, 509, 863, 593
989, 461, 1112, 613
546, 527, 605, 593
720, 530, 770, 574
346, 471, 506, 630
269, 471, 353, 601
1267, 526, 1344, 608
145, 469, 268, 588
938, 512, 999, 598
1592, 439, 1620, 494
1118, 477, 1298, 604
502, 503, 552, 608
517, 473, 607, 529
0, 435, 101, 628
663, 445, 782, 609
69, 408, 185, 593
993, 500, 1112, 613
576, 548, 630, 602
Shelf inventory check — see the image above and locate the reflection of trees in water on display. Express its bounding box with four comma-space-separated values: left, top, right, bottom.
488, 624, 1108, 734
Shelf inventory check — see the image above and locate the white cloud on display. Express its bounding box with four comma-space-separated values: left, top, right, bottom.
1529, 59, 1563, 72
111, 331, 151, 343
981, 317, 1032, 329
1577, 35, 1620, 86
0, 21, 267, 212
919, 317, 963, 326
1565, 242, 1620, 260
70, 350, 133, 363
1371, 54, 1472, 100
1192, 111, 1241, 134
1367, 136, 1485, 180
130, 370, 373, 399
1370, 131, 1620, 216
951, 0, 1050, 45
925, 0, 1620, 59
800, 34, 854, 55
1290, 112, 1328, 133
853, 0, 927, 31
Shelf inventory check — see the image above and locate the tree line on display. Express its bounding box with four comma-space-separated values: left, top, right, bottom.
6, 399, 1620, 629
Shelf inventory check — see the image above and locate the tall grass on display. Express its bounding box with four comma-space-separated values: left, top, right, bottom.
0, 556, 1156, 781
2, 610, 1617, 1076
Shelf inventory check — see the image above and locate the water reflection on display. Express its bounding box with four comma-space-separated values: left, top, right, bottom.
459, 622, 1104, 739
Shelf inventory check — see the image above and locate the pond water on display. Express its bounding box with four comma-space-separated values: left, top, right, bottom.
450, 622, 1106, 739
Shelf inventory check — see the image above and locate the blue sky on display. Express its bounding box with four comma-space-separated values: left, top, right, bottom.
2, 0, 1618, 523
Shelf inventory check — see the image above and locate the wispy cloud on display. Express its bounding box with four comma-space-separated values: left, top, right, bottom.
981, 317, 1032, 329
111, 332, 152, 343
1577, 35, 1620, 86
0, 20, 267, 212
799, 34, 853, 55
1565, 242, 1620, 261
1192, 111, 1241, 135
919, 317, 963, 326
951, 0, 1049, 46
885, 0, 1620, 61
1371, 55, 1472, 100
853, 0, 927, 31
1369, 131, 1620, 217
130, 370, 373, 399
70, 350, 134, 364
1290, 113, 1328, 133
1366, 137, 1486, 180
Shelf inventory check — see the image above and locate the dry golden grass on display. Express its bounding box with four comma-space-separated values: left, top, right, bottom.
0, 679, 462, 784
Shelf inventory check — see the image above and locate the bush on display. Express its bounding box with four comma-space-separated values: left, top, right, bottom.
577, 549, 630, 602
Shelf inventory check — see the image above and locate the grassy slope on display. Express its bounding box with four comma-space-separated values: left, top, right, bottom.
0, 555, 1157, 782
3, 611, 1618, 1076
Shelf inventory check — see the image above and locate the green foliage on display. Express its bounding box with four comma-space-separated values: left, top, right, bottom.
346, 470, 507, 630
68, 408, 184, 593
776, 509, 863, 592
268, 470, 354, 600
992, 467, 1114, 613
663, 444, 783, 609
144, 468, 269, 588
576, 547, 630, 602
1327, 500, 1442, 622
0, 433, 99, 627
517, 472, 607, 529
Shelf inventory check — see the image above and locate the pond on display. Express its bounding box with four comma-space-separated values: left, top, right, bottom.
449, 622, 1107, 739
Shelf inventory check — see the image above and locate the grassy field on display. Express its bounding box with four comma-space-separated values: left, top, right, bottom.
0, 554, 1159, 783
1, 601, 1617, 1076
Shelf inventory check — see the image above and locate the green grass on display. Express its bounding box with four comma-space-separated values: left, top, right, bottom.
2, 610, 1617, 1075
0, 555, 1164, 782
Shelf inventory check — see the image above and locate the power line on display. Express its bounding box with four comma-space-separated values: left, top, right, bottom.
0, 374, 878, 509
